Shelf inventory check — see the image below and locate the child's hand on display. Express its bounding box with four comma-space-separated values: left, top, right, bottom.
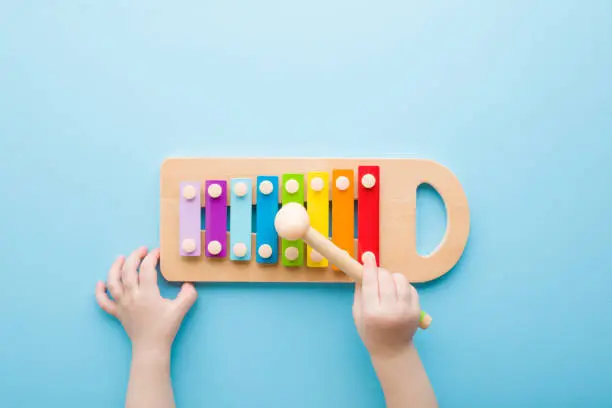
95, 246, 198, 356
353, 252, 421, 358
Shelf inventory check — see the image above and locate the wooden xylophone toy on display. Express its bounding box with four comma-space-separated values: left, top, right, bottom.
160, 158, 470, 284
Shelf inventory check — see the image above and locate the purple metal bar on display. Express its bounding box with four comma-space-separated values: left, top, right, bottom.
205, 180, 227, 257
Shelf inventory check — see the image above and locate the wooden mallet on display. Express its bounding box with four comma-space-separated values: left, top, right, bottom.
274, 202, 432, 330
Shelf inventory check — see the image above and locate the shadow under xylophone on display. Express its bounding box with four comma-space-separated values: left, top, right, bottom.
159, 157, 470, 284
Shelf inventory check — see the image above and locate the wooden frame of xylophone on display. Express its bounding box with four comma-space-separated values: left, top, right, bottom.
159, 157, 470, 283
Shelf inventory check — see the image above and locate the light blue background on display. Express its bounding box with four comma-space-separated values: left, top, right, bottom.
1, 1, 611, 407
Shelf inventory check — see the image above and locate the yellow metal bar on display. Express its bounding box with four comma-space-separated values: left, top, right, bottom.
306, 171, 329, 267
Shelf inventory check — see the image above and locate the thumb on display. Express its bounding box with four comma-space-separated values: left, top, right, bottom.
173, 282, 198, 317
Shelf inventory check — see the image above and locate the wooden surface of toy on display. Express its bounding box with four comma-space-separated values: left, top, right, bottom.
160, 157, 470, 283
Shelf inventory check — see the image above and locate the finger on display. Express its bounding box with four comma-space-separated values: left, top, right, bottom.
377, 267, 396, 308
122, 246, 147, 291
352, 282, 362, 314
95, 281, 118, 317
361, 252, 379, 304
392, 273, 410, 303
172, 283, 198, 317
107, 255, 125, 299
409, 284, 420, 312
139, 248, 160, 290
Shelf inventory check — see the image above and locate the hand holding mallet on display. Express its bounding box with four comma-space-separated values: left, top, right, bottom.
274, 202, 432, 330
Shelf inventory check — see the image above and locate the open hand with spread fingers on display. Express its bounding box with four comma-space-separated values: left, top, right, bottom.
95, 246, 198, 355
95, 246, 198, 408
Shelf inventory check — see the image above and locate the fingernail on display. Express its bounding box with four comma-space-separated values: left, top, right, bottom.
361, 251, 376, 264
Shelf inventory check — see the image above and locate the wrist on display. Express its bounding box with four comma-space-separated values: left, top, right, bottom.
369, 341, 415, 370
370, 342, 420, 393
367, 338, 414, 361
132, 343, 171, 365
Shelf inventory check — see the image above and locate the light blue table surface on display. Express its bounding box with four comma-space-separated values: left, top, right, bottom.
1, 1, 611, 407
